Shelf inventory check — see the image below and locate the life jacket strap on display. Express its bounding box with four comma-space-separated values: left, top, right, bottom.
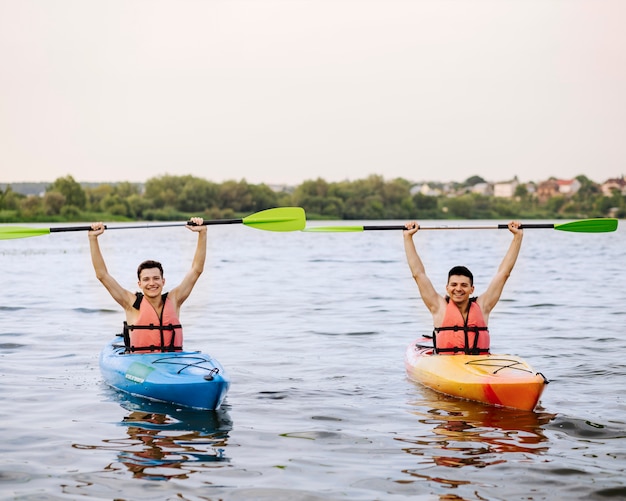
434, 326, 489, 332
126, 324, 183, 331
123, 321, 131, 349
432, 327, 490, 355
433, 345, 491, 355
125, 343, 183, 353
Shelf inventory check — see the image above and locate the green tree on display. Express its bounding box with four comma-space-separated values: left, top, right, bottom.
48, 175, 86, 209
570, 175, 603, 216
144, 175, 187, 209
367, 196, 387, 219
177, 177, 219, 213
218, 180, 254, 212
126, 193, 150, 219
86, 184, 114, 212
60, 205, 81, 219
344, 175, 385, 219
0, 186, 24, 211
490, 196, 519, 218
464, 175, 486, 187
445, 194, 475, 218
43, 191, 66, 215
248, 184, 279, 211
382, 178, 412, 218
19, 195, 43, 218
545, 195, 567, 214
113, 182, 141, 198
574, 175, 601, 199
412, 192, 439, 216
292, 178, 330, 216
293, 178, 329, 200
100, 194, 130, 216
320, 196, 344, 217
514, 184, 528, 198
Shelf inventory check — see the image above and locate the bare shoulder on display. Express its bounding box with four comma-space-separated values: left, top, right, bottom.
430, 295, 448, 325
119, 289, 140, 311
165, 286, 185, 309
475, 294, 494, 316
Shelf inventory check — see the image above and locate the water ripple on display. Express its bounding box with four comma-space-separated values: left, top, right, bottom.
546, 416, 626, 439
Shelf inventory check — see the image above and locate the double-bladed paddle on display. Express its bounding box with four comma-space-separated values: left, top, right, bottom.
302, 218, 618, 233
0, 207, 306, 240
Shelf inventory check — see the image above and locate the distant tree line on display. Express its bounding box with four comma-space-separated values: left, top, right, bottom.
0, 174, 624, 223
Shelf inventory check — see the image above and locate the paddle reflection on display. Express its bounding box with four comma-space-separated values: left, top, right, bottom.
75, 394, 232, 481
399, 387, 555, 482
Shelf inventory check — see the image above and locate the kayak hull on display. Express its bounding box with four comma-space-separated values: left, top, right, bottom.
99, 339, 230, 410
405, 339, 548, 411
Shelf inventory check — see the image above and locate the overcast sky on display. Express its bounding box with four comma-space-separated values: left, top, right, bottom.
1, 0, 624, 186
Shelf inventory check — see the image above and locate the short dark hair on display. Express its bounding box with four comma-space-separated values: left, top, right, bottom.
137, 260, 163, 279
448, 265, 473, 285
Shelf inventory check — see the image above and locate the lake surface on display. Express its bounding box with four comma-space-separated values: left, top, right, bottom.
1, 219, 625, 500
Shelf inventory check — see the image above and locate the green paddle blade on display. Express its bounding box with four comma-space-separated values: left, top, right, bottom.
0, 227, 52, 240
242, 207, 306, 231
553, 218, 618, 233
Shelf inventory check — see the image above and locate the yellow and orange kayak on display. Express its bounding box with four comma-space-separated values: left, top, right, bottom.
405, 339, 548, 411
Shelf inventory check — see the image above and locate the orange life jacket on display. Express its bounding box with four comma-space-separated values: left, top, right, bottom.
432, 298, 490, 355
123, 292, 183, 353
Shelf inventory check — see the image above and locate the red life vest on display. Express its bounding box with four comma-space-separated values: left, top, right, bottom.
123, 292, 183, 353
433, 298, 490, 355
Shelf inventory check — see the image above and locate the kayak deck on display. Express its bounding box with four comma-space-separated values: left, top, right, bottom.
99, 339, 230, 410
405, 339, 548, 411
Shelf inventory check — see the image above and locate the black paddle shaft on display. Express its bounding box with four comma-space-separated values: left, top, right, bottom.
50, 225, 100, 233
197, 219, 244, 226
363, 225, 407, 230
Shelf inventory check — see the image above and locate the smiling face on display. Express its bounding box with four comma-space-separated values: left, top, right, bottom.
138, 267, 165, 298
446, 274, 474, 305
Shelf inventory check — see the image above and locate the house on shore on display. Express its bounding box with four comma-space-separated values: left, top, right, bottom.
600, 177, 626, 196
493, 178, 519, 198
536, 178, 581, 202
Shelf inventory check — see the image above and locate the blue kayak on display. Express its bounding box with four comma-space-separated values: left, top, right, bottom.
99, 339, 230, 410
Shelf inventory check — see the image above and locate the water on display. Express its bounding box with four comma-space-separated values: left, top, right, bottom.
1, 220, 625, 500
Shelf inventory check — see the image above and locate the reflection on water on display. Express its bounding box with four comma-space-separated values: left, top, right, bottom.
399, 386, 556, 489
73, 394, 232, 481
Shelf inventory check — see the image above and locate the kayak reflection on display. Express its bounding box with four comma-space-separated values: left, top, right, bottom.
400, 387, 556, 476
118, 394, 232, 480
76, 393, 232, 481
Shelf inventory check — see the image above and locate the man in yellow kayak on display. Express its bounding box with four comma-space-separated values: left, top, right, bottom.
403, 220, 523, 355
88, 218, 207, 353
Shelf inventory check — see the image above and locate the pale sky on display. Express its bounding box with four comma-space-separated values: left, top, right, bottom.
1, 0, 625, 186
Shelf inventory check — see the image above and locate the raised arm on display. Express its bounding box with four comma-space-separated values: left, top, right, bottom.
478, 221, 523, 317
168, 217, 207, 308
403, 221, 445, 316
88, 223, 135, 310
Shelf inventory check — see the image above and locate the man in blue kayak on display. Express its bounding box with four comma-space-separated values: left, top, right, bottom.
88, 218, 207, 352
403, 221, 523, 355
